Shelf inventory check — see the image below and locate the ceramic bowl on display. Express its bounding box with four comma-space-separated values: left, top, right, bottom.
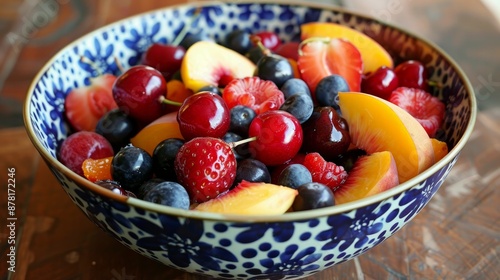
24, 0, 476, 279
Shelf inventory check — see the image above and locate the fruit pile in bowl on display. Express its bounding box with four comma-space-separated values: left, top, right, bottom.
23, 1, 476, 279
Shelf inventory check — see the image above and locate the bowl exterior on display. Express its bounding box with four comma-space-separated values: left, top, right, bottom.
25, 1, 473, 279
47, 157, 456, 279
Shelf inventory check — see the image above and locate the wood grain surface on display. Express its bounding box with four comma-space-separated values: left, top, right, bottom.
0, 0, 499, 279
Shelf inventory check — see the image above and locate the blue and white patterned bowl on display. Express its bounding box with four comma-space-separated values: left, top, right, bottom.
24, 0, 476, 278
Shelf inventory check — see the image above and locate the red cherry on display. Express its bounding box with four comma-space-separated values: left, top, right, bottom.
140, 43, 186, 81
112, 65, 167, 125
58, 131, 114, 176
248, 110, 303, 166
394, 60, 429, 91
361, 66, 399, 100
254, 31, 281, 51
177, 91, 230, 141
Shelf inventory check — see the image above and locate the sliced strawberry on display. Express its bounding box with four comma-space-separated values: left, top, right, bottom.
302, 152, 348, 191
388, 87, 445, 137
65, 74, 117, 132
174, 137, 237, 203
222, 76, 285, 114
297, 38, 363, 98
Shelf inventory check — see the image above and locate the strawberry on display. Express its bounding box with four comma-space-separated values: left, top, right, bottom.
302, 152, 347, 191
174, 137, 237, 203
388, 87, 445, 137
222, 76, 285, 114
64, 74, 117, 132
297, 38, 363, 98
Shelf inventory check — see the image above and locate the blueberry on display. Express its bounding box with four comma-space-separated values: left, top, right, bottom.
333, 148, 367, 172
293, 182, 335, 211
280, 93, 314, 124
315, 74, 350, 109
143, 181, 190, 210
280, 78, 311, 99
95, 109, 137, 153
152, 138, 184, 181
234, 158, 271, 186
254, 54, 294, 88
137, 178, 166, 199
277, 164, 312, 189
246, 46, 265, 64
222, 132, 250, 160
224, 29, 252, 54
229, 105, 256, 137
197, 85, 222, 96
179, 31, 211, 50
111, 145, 153, 193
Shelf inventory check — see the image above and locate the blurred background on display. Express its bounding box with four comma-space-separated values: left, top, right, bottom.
0, 0, 499, 130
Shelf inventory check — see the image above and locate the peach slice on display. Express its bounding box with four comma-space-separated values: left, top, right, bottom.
130, 111, 183, 155
180, 41, 256, 92
194, 181, 298, 215
339, 92, 435, 183
300, 22, 393, 74
431, 138, 448, 162
335, 151, 399, 204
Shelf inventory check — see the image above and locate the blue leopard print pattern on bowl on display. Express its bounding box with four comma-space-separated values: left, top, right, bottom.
26, 1, 472, 279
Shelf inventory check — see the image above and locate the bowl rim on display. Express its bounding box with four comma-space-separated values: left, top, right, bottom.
23, 0, 477, 222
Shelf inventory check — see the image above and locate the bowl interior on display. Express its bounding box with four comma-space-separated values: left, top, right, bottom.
24, 0, 476, 219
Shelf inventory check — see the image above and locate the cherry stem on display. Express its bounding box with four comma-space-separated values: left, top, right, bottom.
428, 80, 443, 88
171, 7, 202, 46
250, 34, 271, 56
297, 36, 332, 57
114, 56, 126, 74
80, 56, 103, 76
229, 136, 257, 149
158, 95, 182, 107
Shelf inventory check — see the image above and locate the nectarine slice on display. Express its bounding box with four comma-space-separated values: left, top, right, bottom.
335, 151, 399, 204
130, 111, 183, 155
180, 41, 256, 92
194, 181, 297, 215
339, 92, 435, 183
431, 138, 448, 162
300, 22, 393, 74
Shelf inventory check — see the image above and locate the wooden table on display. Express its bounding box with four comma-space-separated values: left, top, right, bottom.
1, 0, 499, 279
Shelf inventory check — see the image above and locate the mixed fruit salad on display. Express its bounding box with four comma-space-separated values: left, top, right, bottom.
58, 21, 449, 215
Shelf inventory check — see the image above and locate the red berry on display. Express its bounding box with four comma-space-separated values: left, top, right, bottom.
112, 65, 167, 124
302, 152, 347, 191
222, 76, 285, 115
58, 131, 114, 177
64, 74, 117, 132
274, 41, 300, 61
394, 60, 429, 91
388, 87, 445, 137
298, 38, 363, 97
248, 110, 303, 166
141, 43, 186, 81
361, 66, 399, 100
177, 91, 230, 141
174, 137, 237, 203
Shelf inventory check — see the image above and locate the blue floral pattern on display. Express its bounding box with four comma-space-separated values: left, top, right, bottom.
25, 2, 473, 279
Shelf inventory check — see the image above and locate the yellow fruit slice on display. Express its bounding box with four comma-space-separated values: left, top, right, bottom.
339, 92, 435, 183
194, 181, 297, 215
180, 41, 256, 92
301, 22, 393, 74
335, 151, 399, 204
130, 111, 183, 155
